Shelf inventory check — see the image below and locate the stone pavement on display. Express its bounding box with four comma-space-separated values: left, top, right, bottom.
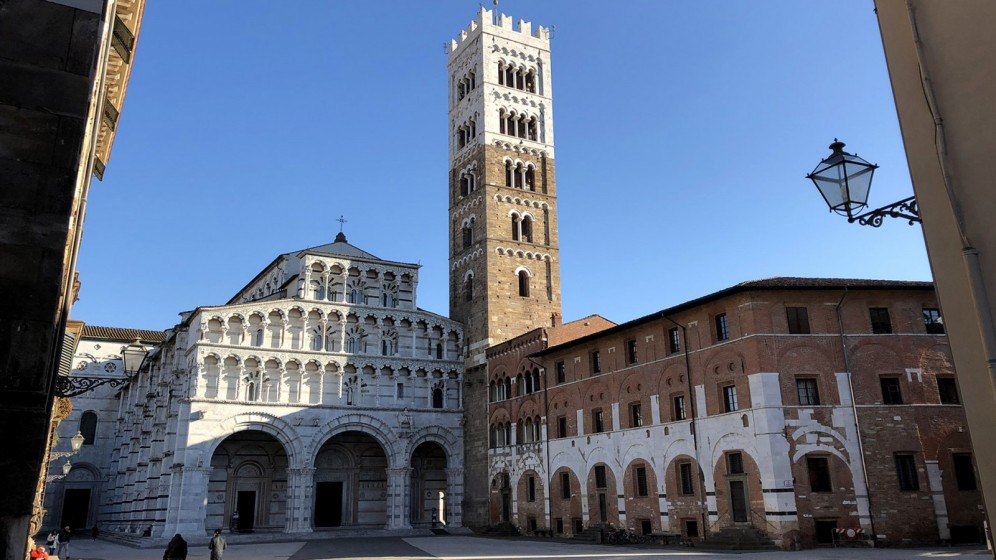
53, 536, 991, 560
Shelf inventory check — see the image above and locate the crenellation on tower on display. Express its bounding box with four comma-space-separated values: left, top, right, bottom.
449, 8, 550, 56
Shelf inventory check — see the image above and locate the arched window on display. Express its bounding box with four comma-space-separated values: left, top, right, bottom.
309, 327, 323, 351
464, 273, 474, 302
505, 161, 513, 186
528, 117, 538, 141
252, 328, 264, 347
79, 411, 98, 445
515, 163, 524, 187
462, 222, 473, 250
521, 215, 533, 243
460, 173, 469, 197
533, 415, 542, 440
310, 279, 325, 300
525, 165, 535, 190
511, 214, 520, 241
432, 386, 444, 409
504, 377, 512, 399
497, 62, 505, 86
436, 343, 444, 359
517, 115, 527, 139
348, 287, 361, 304
246, 381, 258, 402
346, 336, 357, 353
518, 270, 530, 297
526, 69, 536, 93
499, 110, 507, 134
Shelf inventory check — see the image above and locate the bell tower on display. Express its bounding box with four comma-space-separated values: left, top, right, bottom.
447, 7, 562, 367
447, 7, 562, 525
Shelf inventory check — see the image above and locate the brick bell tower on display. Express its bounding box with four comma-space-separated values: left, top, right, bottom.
447, 7, 562, 525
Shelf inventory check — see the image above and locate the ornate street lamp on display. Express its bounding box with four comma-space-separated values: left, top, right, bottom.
807, 139, 920, 227
69, 430, 85, 452
55, 337, 149, 397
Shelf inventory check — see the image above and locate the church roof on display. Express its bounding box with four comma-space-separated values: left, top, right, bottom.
297, 232, 381, 261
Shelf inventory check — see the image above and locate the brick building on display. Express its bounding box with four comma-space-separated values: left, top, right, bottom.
486, 278, 984, 547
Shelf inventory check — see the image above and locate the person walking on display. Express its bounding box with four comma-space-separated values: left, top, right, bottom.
164, 533, 188, 560
45, 531, 58, 555
208, 529, 227, 560
57, 526, 72, 560
91, 525, 99, 540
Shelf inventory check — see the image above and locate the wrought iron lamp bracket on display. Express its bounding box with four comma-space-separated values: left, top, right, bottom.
55, 375, 130, 397
849, 196, 921, 227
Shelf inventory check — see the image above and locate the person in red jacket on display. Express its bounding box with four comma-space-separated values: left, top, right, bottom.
30, 544, 49, 559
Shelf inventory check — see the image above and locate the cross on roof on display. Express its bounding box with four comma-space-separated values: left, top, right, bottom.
337, 215, 347, 233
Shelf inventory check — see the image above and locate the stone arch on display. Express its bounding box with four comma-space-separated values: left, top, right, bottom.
307, 413, 397, 463
201, 412, 303, 468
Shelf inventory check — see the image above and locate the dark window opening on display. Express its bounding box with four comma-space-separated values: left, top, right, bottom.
79, 411, 98, 445
590, 351, 601, 374
595, 465, 607, 489
684, 519, 699, 537
557, 416, 567, 438
807, 456, 832, 492
561, 472, 571, 499
881, 377, 903, 405
895, 453, 920, 491
870, 307, 893, 334
679, 462, 695, 495
626, 340, 638, 365
937, 377, 960, 404
727, 452, 744, 475
555, 361, 566, 384
786, 306, 811, 334
923, 307, 944, 334
722, 384, 739, 412
953, 453, 977, 491
593, 409, 605, 433
636, 466, 648, 497
673, 395, 687, 421
668, 327, 681, 354
797, 378, 821, 405
715, 313, 730, 341
630, 402, 643, 428
528, 476, 536, 501
518, 270, 530, 297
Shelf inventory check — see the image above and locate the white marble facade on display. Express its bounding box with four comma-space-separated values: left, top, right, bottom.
55, 235, 465, 538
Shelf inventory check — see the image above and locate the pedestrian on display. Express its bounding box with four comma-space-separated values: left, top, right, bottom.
91, 525, 99, 540
163, 533, 188, 560
230, 510, 239, 532
208, 529, 227, 560
30, 544, 49, 559
57, 526, 72, 560
45, 531, 58, 555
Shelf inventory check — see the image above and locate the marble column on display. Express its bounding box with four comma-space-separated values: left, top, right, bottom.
445, 467, 464, 528
386, 467, 413, 529
286, 468, 316, 532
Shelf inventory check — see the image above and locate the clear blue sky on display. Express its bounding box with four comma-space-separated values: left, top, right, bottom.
73, 0, 932, 331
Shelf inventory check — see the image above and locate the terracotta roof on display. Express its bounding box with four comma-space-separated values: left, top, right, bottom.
532, 277, 935, 357
81, 325, 168, 343
549, 314, 616, 346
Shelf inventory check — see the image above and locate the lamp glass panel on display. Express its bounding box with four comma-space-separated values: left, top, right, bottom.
840, 159, 874, 208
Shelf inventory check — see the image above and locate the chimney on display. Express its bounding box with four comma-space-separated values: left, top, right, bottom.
551, 312, 562, 328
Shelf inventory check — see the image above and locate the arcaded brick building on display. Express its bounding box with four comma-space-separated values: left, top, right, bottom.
486, 278, 984, 547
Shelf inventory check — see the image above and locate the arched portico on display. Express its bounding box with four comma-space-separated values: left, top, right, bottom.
409, 441, 448, 527
205, 431, 290, 533
311, 431, 389, 529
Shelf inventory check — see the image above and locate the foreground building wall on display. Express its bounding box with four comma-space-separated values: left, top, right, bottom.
488, 279, 984, 547
0, 1, 143, 558
875, 2, 996, 548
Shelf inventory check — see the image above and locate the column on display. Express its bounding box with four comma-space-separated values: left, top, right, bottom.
163, 466, 212, 537
385, 467, 413, 529
286, 468, 316, 532
445, 467, 464, 528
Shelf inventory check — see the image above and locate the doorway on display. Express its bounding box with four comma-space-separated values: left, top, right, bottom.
61, 488, 91, 530
729, 480, 748, 523
314, 481, 343, 527
236, 491, 256, 532
815, 519, 838, 544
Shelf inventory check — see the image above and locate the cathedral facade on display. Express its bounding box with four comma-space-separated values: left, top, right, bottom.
47, 236, 465, 536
